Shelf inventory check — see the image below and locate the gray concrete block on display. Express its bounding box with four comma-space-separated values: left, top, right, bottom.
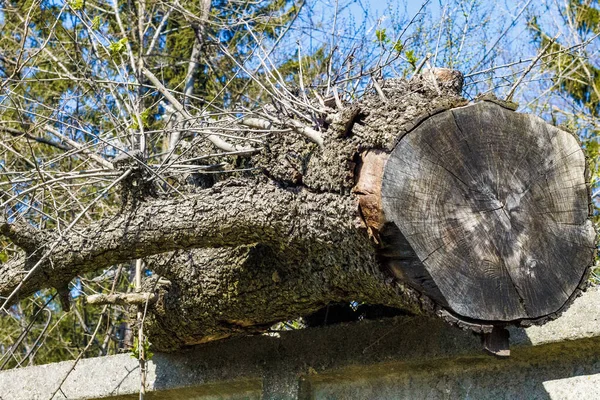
1, 287, 599, 399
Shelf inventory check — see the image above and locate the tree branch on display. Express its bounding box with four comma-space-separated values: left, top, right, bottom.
0, 125, 114, 169
241, 116, 324, 148
0, 181, 358, 303
44, 125, 114, 169
87, 292, 157, 306
0, 126, 72, 152
141, 67, 258, 155
0, 216, 44, 252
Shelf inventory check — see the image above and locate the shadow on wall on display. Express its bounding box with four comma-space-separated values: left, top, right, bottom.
145, 311, 600, 399
307, 334, 600, 400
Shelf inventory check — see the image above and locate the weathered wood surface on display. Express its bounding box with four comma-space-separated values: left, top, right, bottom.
380, 101, 596, 324
2, 69, 594, 351
86, 293, 157, 306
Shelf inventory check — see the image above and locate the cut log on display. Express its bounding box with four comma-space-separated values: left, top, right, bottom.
377, 100, 596, 325
2, 70, 594, 351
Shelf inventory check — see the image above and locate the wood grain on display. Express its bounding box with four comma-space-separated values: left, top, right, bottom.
381, 101, 595, 322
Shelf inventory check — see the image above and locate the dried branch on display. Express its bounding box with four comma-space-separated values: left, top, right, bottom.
506, 34, 561, 101
87, 292, 157, 306
0, 126, 71, 152
141, 67, 258, 155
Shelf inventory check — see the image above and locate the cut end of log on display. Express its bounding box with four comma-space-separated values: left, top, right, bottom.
368, 101, 595, 328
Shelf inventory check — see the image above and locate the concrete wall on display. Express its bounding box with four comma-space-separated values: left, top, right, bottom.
1, 288, 600, 399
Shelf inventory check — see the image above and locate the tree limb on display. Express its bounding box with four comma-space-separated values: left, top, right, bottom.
44, 125, 114, 169
87, 293, 157, 306
0, 216, 44, 252
241, 116, 324, 148
0, 181, 358, 302
0, 126, 72, 152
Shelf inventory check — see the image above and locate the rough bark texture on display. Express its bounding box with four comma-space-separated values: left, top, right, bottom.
0, 182, 376, 301
143, 245, 426, 351
1, 69, 593, 352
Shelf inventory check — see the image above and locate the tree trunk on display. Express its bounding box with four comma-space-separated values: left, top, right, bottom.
0, 70, 594, 351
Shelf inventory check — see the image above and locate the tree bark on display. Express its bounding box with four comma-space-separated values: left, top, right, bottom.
1, 69, 594, 351
1, 182, 372, 300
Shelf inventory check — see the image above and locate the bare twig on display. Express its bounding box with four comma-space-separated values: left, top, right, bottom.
506, 34, 560, 101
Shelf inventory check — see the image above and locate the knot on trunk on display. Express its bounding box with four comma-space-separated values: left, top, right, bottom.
419, 68, 464, 95
113, 149, 157, 207
378, 68, 463, 98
